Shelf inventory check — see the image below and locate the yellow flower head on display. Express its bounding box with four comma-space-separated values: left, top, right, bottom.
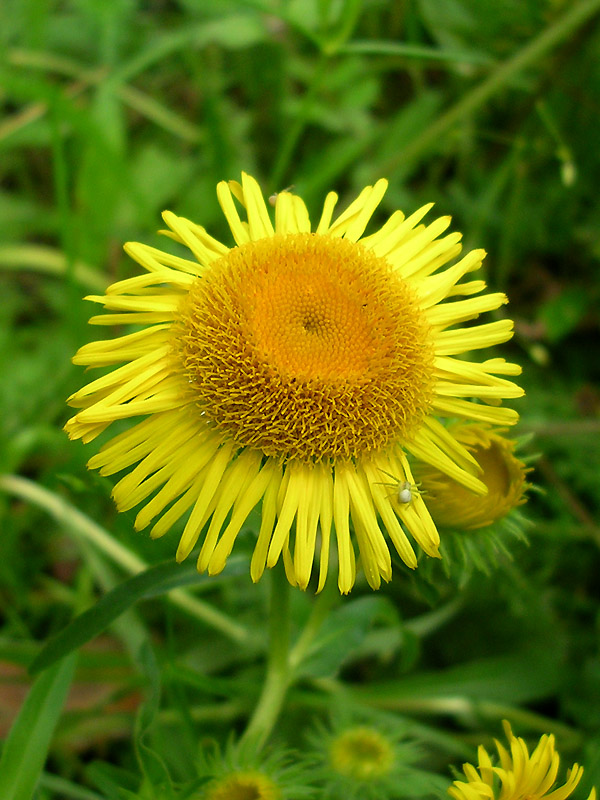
417, 423, 530, 530
329, 726, 394, 781
449, 721, 596, 800
66, 174, 523, 593
204, 770, 279, 800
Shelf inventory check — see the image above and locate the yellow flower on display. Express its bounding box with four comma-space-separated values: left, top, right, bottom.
417, 423, 530, 530
449, 721, 596, 800
65, 174, 523, 593
329, 726, 394, 781
204, 770, 279, 800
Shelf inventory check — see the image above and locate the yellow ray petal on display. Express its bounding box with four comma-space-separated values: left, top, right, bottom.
432, 397, 520, 426
346, 468, 391, 579
267, 463, 303, 568
315, 191, 339, 234
174, 439, 237, 560
316, 465, 334, 593
367, 204, 433, 258
161, 210, 222, 266
416, 249, 485, 306
241, 172, 275, 240
87, 410, 187, 472
407, 428, 486, 495
68, 347, 171, 402
125, 240, 213, 274
426, 292, 507, 327
352, 516, 382, 589
88, 311, 176, 326
361, 461, 417, 569
133, 438, 219, 531
435, 382, 524, 399
112, 423, 212, 510
250, 463, 283, 583
217, 181, 251, 245
199, 449, 263, 573
343, 178, 388, 242
106, 269, 194, 294
149, 475, 206, 539
400, 233, 463, 280
333, 465, 356, 594
292, 466, 312, 589
435, 319, 515, 355
208, 458, 279, 574
84, 294, 182, 313
274, 191, 297, 234
327, 185, 375, 237
291, 194, 311, 233
389, 215, 453, 274
359, 209, 405, 252
73, 325, 171, 366
419, 415, 480, 473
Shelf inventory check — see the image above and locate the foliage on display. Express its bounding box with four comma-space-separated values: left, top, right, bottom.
1, 0, 600, 797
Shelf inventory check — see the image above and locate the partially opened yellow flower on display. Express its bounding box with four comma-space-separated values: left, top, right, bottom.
417, 423, 530, 530
449, 721, 596, 800
65, 174, 523, 593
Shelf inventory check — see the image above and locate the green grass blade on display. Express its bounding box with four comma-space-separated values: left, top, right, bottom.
29, 557, 250, 674
0, 475, 251, 644
29, 560, 218, 674
378, 0, 600, 176
0, 243, 107, 290
338, 40, 493, 64
39, 772, 105, 800
0, 654, 77, 800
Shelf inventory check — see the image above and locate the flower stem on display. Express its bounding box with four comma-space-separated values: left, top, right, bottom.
289, 576, 337, 672
240, 562, 291, 752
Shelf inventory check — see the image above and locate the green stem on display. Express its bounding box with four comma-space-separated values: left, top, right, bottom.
0, 474, 250, 646
5, 49, 202, 144
240, 563, 291, 752
289, 576, 337, 671
0, 244, 107, 290
380, 0, 600, 175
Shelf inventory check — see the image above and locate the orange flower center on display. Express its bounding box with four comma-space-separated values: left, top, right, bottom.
177, 232, 434, 462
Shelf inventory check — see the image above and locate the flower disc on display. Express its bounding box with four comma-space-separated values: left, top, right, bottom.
177, 232, 434, 462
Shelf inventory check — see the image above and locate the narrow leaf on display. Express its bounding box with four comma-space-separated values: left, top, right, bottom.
30, 558, 244, 674
29, 561, 185, 673
0, 654, 77, 800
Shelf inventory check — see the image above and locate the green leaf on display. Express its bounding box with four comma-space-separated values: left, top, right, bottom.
357, 644, 563, 706
134, 642, 176, 798
29, 557, 246, 674
39, 772, 106, 800
339, 40, 493, 64
0, 653, 77, 800
299, 596, 390, 678
85, 762, 140, 799
538, 286, 590, 343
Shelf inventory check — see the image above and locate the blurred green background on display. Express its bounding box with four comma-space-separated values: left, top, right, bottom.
1, 0, 600, 797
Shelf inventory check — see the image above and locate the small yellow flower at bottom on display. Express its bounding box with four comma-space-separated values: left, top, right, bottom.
449, 721, 596, 800
204, 769, 279, 800
329, 726, 394, 781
